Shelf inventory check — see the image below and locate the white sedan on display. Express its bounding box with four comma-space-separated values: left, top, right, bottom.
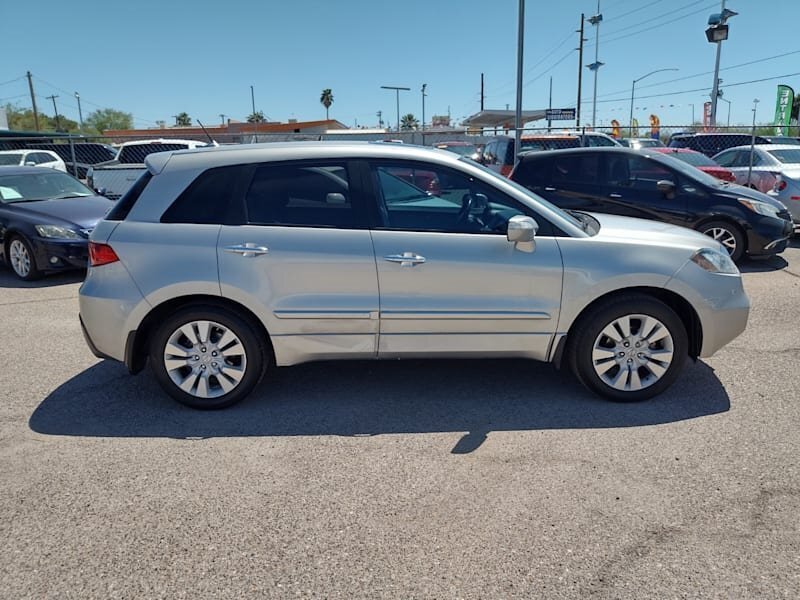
0, 149, 66, 172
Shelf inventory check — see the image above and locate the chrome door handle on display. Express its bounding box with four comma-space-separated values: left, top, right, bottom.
384, 252, 426, 267
608, 193, 622, 198
544, 186, 557, 192
224, 243, 269, 257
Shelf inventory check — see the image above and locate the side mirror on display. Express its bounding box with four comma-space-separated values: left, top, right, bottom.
507, 215, 539, 252
657, 180, 676, 197
25, 161, 36, 167
326, 192, 347, 205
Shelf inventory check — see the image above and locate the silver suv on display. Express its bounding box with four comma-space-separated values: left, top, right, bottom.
79, 142, 749, 409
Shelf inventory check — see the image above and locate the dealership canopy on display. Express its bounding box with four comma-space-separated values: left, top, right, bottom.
462, 109, 547, 128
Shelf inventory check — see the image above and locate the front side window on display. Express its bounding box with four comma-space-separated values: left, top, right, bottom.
712, 149, 738, 167
625, 156, 675, 191
372, 162, 528, 234
245, 162, 362, 228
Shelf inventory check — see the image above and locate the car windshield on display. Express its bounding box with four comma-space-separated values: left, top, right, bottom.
767, 148, 800, 164
437, 144, 478, 156
647, 152, 727, 187
459, 157, 585, 230
0, 171, 94, 203
667, 151, 717, 167
0, 154, 23, 165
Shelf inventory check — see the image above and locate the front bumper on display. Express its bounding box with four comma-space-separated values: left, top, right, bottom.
666, 261, 750, 358
746, 215, 794, 256
31, 237, 89, 271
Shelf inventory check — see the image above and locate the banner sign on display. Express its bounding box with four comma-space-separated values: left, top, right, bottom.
773, 84, 794, 135
631, 117, 639, 138
545, 108, 576, 121
610, 119, 621, 139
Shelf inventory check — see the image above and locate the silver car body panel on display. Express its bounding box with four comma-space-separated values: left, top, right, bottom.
79, 141, 751, 374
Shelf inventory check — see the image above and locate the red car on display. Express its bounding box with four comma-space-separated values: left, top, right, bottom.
648, 147, 736, 182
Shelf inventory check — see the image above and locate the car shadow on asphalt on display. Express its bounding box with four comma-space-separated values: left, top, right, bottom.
0, 267, 85, 288
738, 254, 789, 273
30, 358, 730, 453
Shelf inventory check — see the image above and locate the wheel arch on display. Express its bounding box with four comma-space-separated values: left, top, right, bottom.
555, 286, 702, 367
126, 294, 274, 374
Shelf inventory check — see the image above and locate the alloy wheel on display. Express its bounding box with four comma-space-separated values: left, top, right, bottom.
703, 226, 737, 256
9, 239, 31, 278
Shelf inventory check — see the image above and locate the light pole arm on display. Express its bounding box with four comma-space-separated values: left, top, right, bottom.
629, 68, 678, 137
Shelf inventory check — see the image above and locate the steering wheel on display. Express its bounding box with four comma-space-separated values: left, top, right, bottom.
456, 193, 474, 225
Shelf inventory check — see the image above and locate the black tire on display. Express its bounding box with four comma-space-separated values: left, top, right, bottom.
7, 235, 42, 281
567, 294, 688, 402
149, 305, 267, 409
699, 220, 746, 263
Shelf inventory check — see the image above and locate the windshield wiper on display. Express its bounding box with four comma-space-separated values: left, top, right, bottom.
52, 193, 91, 199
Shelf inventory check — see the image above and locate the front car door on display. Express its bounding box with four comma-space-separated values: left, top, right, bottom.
365, 159, 563, 361
217, 160, 379, 366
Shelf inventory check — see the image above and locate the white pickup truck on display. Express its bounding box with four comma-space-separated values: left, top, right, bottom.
87, 139, 210, 200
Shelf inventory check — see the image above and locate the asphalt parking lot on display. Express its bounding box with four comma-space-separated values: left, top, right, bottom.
1, 241, 799, 599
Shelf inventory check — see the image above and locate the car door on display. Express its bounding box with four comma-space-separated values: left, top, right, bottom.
217, 160, 380, 365
366, 160, 563, 361
601, 154, 690, 225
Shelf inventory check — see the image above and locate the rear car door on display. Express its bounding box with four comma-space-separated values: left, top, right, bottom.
217, 160, 379, 365
518, 152, 604, 211
366, 160, 563, 361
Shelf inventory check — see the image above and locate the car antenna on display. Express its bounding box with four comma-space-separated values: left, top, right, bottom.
195, 120, 218, 146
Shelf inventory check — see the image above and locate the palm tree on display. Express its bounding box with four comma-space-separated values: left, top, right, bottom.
247, 111, 265, 123
320, 89, 334, 120
175, 112, 191, 127
400, 113, 419, 131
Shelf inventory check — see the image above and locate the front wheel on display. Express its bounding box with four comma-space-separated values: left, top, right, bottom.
149, 306, 266, 409
568, 295, 688, 402
700, 220, 745, 263
7, 236, 42, 281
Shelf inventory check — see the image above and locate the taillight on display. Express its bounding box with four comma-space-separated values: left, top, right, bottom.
88, 242, 119, 267
775, 178, 787, 192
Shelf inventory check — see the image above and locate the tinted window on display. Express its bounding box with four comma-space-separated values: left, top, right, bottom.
713, 150, 738, 167
245, 162, 360, 228
373, 162, 532, 235
552, 154, 600, 185
768, 148, 800, 163
107, 172, 152, 220
162, 165, 248, 224
625, 156, 675, 191
118, 143, 196, 164
514, 156, 553, 186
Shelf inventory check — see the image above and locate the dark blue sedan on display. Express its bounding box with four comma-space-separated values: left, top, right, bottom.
0, 166, 115, 280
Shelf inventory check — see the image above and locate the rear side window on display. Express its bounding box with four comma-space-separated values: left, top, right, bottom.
162, 165, 248, 224
245, 162, 363, 228
552, 154, 600, 185
107, 171, 152, 221
513, 156, 553, 186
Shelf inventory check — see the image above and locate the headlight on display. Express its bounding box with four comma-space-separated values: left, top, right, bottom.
737, 198, 782, 217
34, 225, 82, 240
690, 248, 739, 275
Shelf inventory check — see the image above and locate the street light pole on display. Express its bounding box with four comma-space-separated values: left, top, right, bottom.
250, 85, 256, 117
421, 83, 427, 137
514, 0, 525, 159
629, 68, 678, 137
719, 97, 731, 127
707, 1, 737, 127
747, 98, 759, 186
587, 1, 604, 129
380, 85, 410, 132
74, 92, 83, 130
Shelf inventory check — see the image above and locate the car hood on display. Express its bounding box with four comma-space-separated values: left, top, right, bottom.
10, 195, 115, 229
588, 212, 723, 253
715, 182, 785, 209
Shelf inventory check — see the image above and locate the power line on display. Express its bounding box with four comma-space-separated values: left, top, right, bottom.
585, 0, 715, 44
603, 3, 718, 45
0, 75, 26, 87
601, 0, 665, 25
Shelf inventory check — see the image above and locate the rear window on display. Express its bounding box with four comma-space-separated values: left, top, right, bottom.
667, 151, 716, 167
106, 171, 152, 221
162, 165, 248, 224
767, 148, 800, 164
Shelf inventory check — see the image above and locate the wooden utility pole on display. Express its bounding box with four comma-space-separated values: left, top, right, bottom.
26, 71, 40, 131
480, 73, 484, 111
46, 95, 61, 131
576, 14, 585, 128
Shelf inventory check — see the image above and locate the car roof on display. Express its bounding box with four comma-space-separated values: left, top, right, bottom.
0, 165, 59, 175
517, 146, 640, 160
145, 140, 466, 174
648, 147, 700, 154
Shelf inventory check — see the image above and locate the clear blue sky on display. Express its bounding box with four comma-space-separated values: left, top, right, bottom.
2, 0, 799, 130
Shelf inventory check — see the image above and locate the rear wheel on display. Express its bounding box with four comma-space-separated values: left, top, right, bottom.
7, 236, 42, 281
568, 295, 688, 402
700, 220, 745, 263
149, 305, 266, 409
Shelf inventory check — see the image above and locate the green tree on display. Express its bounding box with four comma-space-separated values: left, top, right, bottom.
400, 113, 419, 131
247, 111, 265, 123
3, 103, 79, 133
85, 108, 133, 133
175, 112, 191, 127
320, 88, 334, 120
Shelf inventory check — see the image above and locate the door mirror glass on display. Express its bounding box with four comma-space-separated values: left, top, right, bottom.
507, 215, 538, 252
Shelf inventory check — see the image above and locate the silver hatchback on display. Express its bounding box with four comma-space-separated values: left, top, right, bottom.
79, 142, 749, 409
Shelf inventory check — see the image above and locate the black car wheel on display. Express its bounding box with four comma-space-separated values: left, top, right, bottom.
7, 235, 42, 281
700, 220, 745, 263
568, 294, 688, 402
